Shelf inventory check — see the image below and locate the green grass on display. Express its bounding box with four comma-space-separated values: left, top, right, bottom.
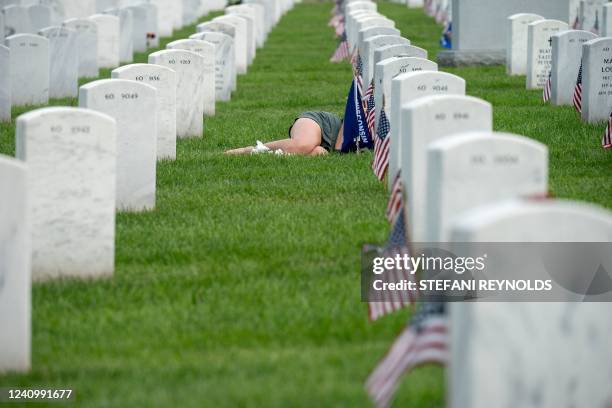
0, 2, 610, 407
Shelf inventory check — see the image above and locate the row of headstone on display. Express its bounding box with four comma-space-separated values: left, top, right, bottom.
437, 0, 580, 66
357, 3, 612, 406
507, 8, 612, 123
0, 0, 228, 119
0, 0, 295, 375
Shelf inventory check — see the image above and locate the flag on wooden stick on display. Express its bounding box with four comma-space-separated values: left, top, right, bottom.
366, 302, 448, 408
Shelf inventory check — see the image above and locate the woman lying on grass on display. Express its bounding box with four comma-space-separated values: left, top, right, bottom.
225, 111, 344, 156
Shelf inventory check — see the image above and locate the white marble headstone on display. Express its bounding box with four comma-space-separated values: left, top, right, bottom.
171, 0, 183, 30
373, 44, 427, 69
62, 18, 98, 78
526, 19, 569, 90
220, 13, 255, 63
149, 49, 205, 138
550, 30, 597, 106
400, 95, 493, 242
141, 3, 158, 49
0, 155, 29, 373
578, 0, 604, 33
506, 13, 544, 76
190, 31, 234, 101
388, 71, 466, 189
197, 21, 245, 75
40, 0, 96, 20
2, 5, 30, 36
243, 3, 266, 43
150, 0, 173, 37
374, 56, 437, 136
449, 199, 612, 408
226, 5, 263, 48
125, 5, 146, 53
15, 107, 117, 279
112, 63, 177, 160
182, 0, 198, 25
581, 37, 612, 123
603, 3, 612, 37
88, 14, 120, 69
79, 79, 157, 211
347, 10, 378, 50
362, 35, 410, 86
213, 16, 250, 70
28, 4, 52, 32
353, 16, 393, 53
349, 12, 383, 52
166, 38, 216, 116
5, 33, 49, 106
104, 8, 133, 63
39, 26, 78, 98
357, 26, 400, 50
0, 45, 9, 121
425, 132, 548, 242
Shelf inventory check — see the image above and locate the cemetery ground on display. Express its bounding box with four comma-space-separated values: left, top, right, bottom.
0, 2, 610, 407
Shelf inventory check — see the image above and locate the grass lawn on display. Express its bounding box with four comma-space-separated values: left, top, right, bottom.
0, 1, 609, 407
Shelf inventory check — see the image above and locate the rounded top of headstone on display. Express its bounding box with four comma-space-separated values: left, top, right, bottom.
39, 26, 75, 37
226, 5, 256, 14
450, 199, 612, 242
89, 14, 120, 23
28, 4, 52, 12
63, 18, 97, 26
197, 21, 236, 36
375, 44, 427, 59
349, 10, 378, 19
359, 26, 400, 40
16, 106, 116, 128
0, 44, 9, 54
148, 48, 206, 62
402, 94, 492, 114
111, 63, 176, 77
393, 70, 465, 86
79, 78, 157, 96
553, 29, 598, 40
507, 13, 544, 21
427, 131, 547, 156
103, 8, 132, 18
528, 19, 569, 28
190, 32, 234, 44
5, 33, 49, 44
377, 55, 435, 69
214, 15, 246, 25
365, 34, 409, 46
167, 38, 215, 52
2, 4, 26, 11
583, 36, 612, 48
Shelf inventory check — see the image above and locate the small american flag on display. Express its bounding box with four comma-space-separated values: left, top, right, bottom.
335, 21, 344, 38
364, 80, 376, 135
331, 32, 350, 63
386, 171, 403, 225
573, 62, 583, 114
366, 302, 448, 408
368, 208, 417, 322
372, 107, 390, 181
354, 54, 365, 96
328, 14, 342, 28
572, 11, 580, 29
543, 71, 552, 103
592, 10, 600, 35
602, 112, 612, 149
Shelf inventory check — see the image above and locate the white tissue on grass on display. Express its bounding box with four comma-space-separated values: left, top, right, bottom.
251, 141, 289, 156
252, 140, 270, 153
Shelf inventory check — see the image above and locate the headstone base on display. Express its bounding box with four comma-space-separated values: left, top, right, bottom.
437, 50, 506, 67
